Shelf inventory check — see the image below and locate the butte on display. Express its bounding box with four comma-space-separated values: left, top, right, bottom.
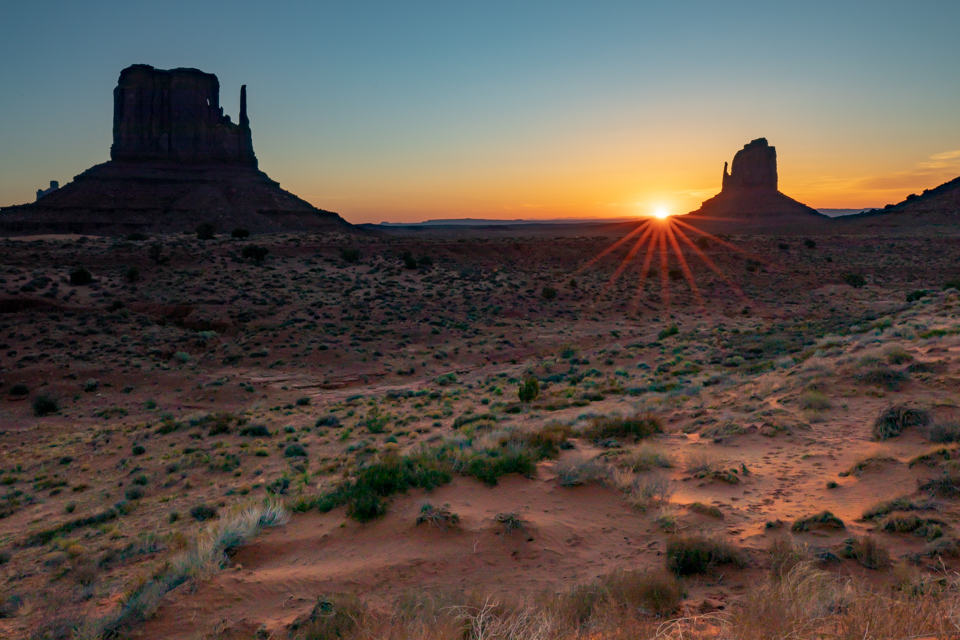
683, 138, 827, 234
0, 64, 354, 235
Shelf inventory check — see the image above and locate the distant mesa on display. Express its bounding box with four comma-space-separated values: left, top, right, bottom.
0, 64, 354, 235
686, 137, 826, 233
36, 180, 58, 201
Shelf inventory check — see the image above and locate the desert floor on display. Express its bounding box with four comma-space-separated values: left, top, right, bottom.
1, 228, 959, 639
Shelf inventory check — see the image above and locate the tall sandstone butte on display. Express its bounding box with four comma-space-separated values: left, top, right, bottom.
111, 65, 256, 166
686, 137, 825, 234
0, 64, 354, 235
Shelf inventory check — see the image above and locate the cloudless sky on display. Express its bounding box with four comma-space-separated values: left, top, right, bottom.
1, 1, 959, 223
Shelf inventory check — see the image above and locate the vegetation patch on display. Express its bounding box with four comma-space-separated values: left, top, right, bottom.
666, 533, 746, 576
791, 510, 845, 533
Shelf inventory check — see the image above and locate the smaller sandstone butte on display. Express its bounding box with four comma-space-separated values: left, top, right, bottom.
685, 138, 826, 234
0, 64, 355, 236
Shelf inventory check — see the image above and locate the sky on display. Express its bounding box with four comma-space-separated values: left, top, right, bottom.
1, 1, 959, 224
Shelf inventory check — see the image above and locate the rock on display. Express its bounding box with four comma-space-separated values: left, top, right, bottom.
722, 138, 778, 191
112, 65, 257, 167
0, 65, 357, 236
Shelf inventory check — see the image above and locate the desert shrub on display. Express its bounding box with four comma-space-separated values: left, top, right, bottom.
541, 286, 557, 300
804, 238, 816, 249
627, 473, 674, 509
33, 394, 59, 416
689, 502, 724, 519
267, 477, 290, 495
315, 415, 341, 428
190, 504, 218, 521
768, 535, 811, 577
603, 569, 683, 617
882, 514, 944, 540
554, 454, 608, 487
125, 486, 144, 501
517, 377, 539, 402
791, 510, 845, 532
231, 228, 250, 239
924, 417, 960, 443
666, 533, 746, 576
82, 378, 99, 392
844, 273, 866, 288
10, 383, 29, 397
873, 405, 931, 440
341, 247, 361, 263
459, 446, 537, 486
919, 469, 960, 498
506, 423, 571, 458
906, 289, 928, 302
240, 424, 271, 437
416, 503, 460, 530
132, 444, 146, 455
840, 536, 891, 569
125, 266, 140, 282
241, 245, 269, 263
493, 512, 526, 535
885, 346, 913, 364
626, 444, 673, 472
585, 412, 661, 441
943, 278, 960, 291
401, 250, 418, 269
857, 365, 908, 391
284, 444, 307, 458
313, 453, 452, 522
862, 496, 934, 520
69, 267, 93, 285
196, 222, 216, 240
658, 324, 679, 340
289, 594, 366, 640
296, 396, 311, 406
799, 391, 831, 411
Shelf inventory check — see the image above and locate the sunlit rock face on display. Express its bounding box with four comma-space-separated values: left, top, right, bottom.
112, 65, 256, 167
722, 138, 778, 191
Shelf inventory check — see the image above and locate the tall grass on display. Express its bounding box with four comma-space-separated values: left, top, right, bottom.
76, 500, 288, 640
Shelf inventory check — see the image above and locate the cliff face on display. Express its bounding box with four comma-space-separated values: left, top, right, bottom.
0, 64, 355, 235
111, 65, 256, 167
722, 138, 778, 191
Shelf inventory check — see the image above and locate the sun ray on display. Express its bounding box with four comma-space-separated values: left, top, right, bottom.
664, 223, 703, 307
631, 225, 662, 311
576, 219, 652, 274
671, 223, 748, 301
671, 218, 772, 266
659, 225, 670, 310
602, 222, 657, 290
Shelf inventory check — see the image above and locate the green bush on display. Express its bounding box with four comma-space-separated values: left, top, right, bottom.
658, 325, 679, 340
341, 247, 361, 263
240, 424, 271, 437
33, 394, 59, 416
10, 384, 29, 397
231, 228, 250, 239
840, 536, 890, 569
190, 504, 218, 521
857, 366, 908, 391
541, 286, 557, 300
284, 444, 307, 458
125, 266, 140, 283
517, 377, 539, 402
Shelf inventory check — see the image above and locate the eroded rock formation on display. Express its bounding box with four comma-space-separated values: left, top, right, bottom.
721, 138, 778, 191
685, 137, 825, 234
1, 65, 354, 235
111, 65, 256, 166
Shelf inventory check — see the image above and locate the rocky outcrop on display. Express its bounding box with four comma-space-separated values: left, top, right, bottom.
684, 138, 825, 234
112, 65, 256, 166
1, 64, 356, 235
722, 138, 778, 191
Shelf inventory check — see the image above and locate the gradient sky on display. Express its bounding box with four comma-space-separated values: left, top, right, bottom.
1, 1, 959, 223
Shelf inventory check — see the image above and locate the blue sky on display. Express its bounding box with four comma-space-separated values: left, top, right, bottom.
1, 1, 959, 222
